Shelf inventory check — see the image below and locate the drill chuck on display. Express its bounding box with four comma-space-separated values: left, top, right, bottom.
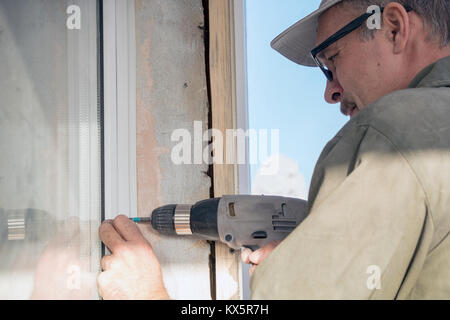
149, 204, 175, 235
150, 198, 220, 241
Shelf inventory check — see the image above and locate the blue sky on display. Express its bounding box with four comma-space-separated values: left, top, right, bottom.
246, 0, 348, 194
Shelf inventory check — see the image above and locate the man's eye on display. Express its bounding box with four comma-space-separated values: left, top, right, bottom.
328, 53, 339, 62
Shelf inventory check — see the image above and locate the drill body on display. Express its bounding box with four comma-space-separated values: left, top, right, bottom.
146, 195, 308, 250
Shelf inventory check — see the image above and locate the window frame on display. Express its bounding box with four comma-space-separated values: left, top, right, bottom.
102, 0, 138, 221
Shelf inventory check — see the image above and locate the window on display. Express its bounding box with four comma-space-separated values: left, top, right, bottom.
0, 0, 101, 299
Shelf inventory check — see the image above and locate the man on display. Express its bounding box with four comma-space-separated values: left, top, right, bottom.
98, 0, 450, 299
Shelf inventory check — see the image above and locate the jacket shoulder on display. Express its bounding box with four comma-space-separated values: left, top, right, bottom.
355, 87, 450, 150
355, 87, 450, 241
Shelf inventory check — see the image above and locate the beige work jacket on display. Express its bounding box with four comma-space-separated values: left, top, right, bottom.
251, 55, 450, 299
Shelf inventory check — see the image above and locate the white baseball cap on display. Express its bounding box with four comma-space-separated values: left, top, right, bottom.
271, 0, 344, 67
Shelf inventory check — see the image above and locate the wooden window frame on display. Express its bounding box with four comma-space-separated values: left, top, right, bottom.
209, 0, 250, 300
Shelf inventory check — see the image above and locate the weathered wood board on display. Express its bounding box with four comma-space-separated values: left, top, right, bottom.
135, 0, 213, 300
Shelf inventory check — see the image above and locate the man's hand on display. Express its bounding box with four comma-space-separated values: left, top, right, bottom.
241, 241, 281, 276
97, 215, 170, 300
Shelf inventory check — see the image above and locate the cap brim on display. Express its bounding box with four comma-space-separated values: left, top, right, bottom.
270, 0, 341, 67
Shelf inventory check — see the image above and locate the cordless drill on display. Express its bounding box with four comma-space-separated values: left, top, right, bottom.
132, 195, 308, 251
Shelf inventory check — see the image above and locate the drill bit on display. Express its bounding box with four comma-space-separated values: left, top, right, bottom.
130, 217, 152, 224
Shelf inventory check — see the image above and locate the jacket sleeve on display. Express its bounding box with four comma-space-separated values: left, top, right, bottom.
250, 127, 429, 299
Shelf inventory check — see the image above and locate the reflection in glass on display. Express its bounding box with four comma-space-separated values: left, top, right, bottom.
0, 0, 101, 299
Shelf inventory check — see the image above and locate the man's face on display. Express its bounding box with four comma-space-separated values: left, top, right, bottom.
316, 4, 405, 118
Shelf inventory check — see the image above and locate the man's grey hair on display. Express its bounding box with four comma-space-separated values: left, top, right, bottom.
343, 0, 450, 47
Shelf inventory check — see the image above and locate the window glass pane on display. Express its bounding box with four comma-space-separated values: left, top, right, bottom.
0, 0, 101, 299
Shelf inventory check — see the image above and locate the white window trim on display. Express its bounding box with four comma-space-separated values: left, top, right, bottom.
233, 0, 252, 300
234, 0, 250, 196
103, 0, 137, 220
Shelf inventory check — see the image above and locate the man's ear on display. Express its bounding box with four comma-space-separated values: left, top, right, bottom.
382, 3, 410, 54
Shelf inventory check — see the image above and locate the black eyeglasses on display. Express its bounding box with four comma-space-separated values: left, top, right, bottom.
311, 6, 412, 82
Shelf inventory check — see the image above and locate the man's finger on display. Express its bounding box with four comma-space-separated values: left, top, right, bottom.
248, 241, 281, 265
241, 248, 252, 264
101, 255, 114, 271
97, 271, 111, 298
99, 220, 125, 253
248, 249, 264, 265
112, 215, 146, 242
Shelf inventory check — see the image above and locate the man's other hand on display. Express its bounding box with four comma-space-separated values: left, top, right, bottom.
241, 241, 281, 276
98, 215, 170, 300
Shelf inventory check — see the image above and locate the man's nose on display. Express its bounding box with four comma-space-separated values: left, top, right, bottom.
324, 78, 344, 104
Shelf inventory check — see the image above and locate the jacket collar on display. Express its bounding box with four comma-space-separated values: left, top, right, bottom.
408, 55, 450, 89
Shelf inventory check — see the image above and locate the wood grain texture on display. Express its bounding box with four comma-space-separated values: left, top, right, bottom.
209, 0, 242, 300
